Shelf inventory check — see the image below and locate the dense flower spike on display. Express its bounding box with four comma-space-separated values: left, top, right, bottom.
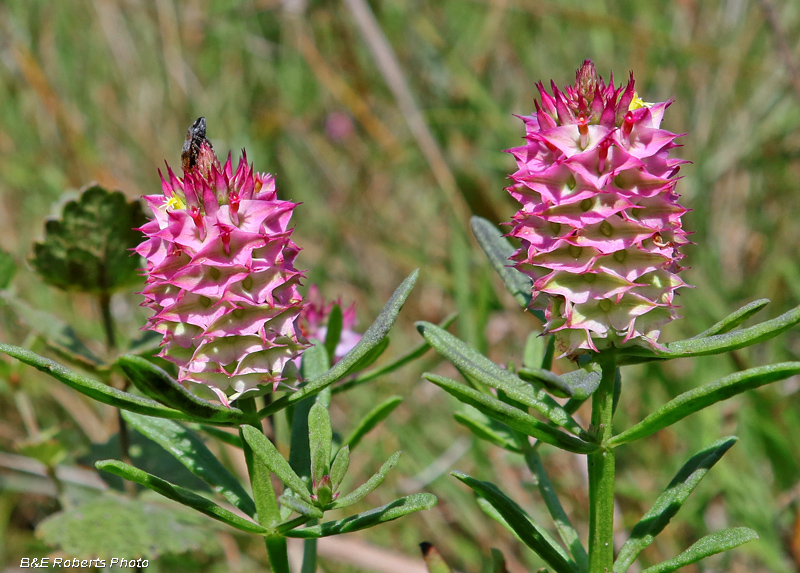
136, 118, 307, 406
299, 285, 362, 363
506, 60, 689, 357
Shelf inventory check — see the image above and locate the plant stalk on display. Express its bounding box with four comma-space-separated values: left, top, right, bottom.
587, 353, 617, 572
238, 398, 290, 572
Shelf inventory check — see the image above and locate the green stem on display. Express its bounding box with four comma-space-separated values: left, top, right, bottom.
98, 292, 116, 351
238, 398, 290, 572
588, 353, 617, 573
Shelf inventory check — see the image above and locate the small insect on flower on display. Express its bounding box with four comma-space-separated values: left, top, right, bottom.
136, 118, 308, 406
181, 117, 210, 172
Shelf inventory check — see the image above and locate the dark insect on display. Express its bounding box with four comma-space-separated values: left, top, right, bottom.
181, 117, 212, 172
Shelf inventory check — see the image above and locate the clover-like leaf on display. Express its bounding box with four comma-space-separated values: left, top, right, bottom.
261, 270, 418, 417
30, 185, 146, 293
341, 395, 403, 451
425, 373, 597, 454
610, 363, 800, 446
453, 471, 578, 573
638, 528, 758, 573
283, 493, 437, 538
689, 299, 770, 339
613, 437, 738, 572
417, 322, 585, 436
330, 451, 402, 510
96, 460, 268, 535
0, 343, 193, 422
308, 403, 333, 487
240, 425, 314, 505
122, 411, 255, 517
617, 303, 800, 365
470, 216, 543, 320
117, 355, 247, 425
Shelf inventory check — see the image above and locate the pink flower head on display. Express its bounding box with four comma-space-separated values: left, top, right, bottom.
506, 60, 690, 357
299, 285, 361, 363
136, 118, 308, 406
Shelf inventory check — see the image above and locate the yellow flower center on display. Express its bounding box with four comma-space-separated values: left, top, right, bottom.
164, 195, 186, 211
629, 92, 652, 111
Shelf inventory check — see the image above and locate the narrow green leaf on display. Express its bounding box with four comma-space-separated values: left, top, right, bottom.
330, 451, 402, 510
279, 494, 324, 519
525, 450, 588, 571
0, 292, 103, 367
690, 299, 770, 339
491, 548, 508, 573
613, 437, 738, 572
95, 460, 269, 535
240, 425, 314, 505
340, 336, 390, 376
523, 332, 545, 370
638, 528, 758, 573
518, 367, 575, 399
284, 493, 437, 538
341, 396, 403, 451
417, 322, 585, 436
0, 248, 16, 289
610, 363, 800, 446
261, 270, 418, 417
0, 343, 196, 422
453, 411, 522, 453
334, 314, 457, 394
188, 424, 243, 448
329, 446, 350, 492
425, 374, 598, 454
324, 304, 343, 362
559, 364, 602, 401
300, 341, 330, 381
123, 412, 256, 517
308, 403, 332, 486
618, 302, 800, 364
420, 542, 454, 573
452, 471, 577, 573
117, 355, 247, 425
470, 216, 543, 320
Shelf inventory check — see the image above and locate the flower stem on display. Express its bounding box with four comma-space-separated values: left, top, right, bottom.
238, 398, 290, 572
588, 353, 617, 573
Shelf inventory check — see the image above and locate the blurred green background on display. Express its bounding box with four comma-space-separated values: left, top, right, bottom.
1, 0, 800, 571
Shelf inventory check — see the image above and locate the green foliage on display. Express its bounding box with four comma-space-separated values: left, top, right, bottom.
36, 495, 221, 561
261, 269, 419, 417
452, 471, 578, 573
96, 460, 270, 535
282, 493, 438, 539
614, 437, 738, 572
425, 372, 598, 454
3, 0, 800, 569
122, 411, 256, 517
637, 528, 759, 573
0, 249, 16, 290
610, 364, 800, 446
421, 542, 455, 573
117, 354, 249, 425
30, 185, 145, 293
340, 395, 403, 451
0, 343, 195, 422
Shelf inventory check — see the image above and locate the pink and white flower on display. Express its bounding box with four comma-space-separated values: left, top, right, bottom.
136, 119, 307, 405
506, 61, 689, 357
